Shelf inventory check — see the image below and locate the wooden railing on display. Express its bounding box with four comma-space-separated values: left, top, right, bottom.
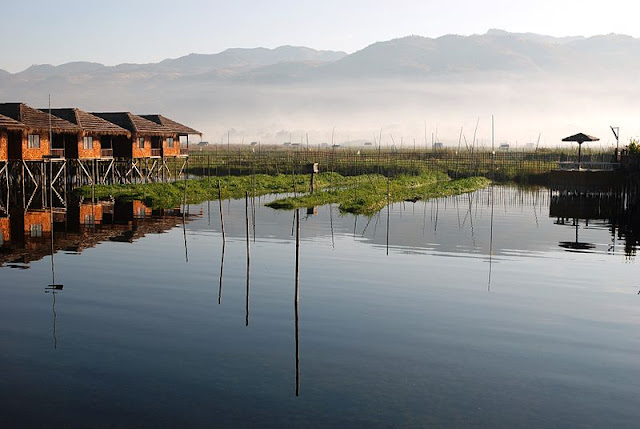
151, 148, 162, 157
50, 148, 65, 159
556, 161, 619, 171
101, 148, 113, 158
180, 148, 189, 155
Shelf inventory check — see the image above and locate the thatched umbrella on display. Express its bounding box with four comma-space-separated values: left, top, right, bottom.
562, 133, 599, 168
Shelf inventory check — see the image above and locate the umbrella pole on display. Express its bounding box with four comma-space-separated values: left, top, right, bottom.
578, 143, 582, 169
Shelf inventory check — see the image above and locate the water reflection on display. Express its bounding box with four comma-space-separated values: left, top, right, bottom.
2, 185, 640, 427
550, 190, 640, 258
0, 199, 189, 268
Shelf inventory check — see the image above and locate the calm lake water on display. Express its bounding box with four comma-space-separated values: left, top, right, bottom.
1, 186, 639, 428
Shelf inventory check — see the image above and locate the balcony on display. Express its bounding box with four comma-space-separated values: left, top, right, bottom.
50, 148, 65, 159
179, 148, 189, 156
101, 148, 113, 158
151, 148, 162, 157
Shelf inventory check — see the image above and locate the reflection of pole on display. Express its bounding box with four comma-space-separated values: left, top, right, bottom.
218, 241, 225, 305
182, 208, 188, 263
49, 157, 58, 349
245, 191, 250, 326
218, 180, 225, 242
294, 208, 301, 396
488, 186, 494, 292
386, 176, 390, 255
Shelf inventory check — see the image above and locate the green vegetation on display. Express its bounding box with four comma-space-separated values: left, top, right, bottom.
267, 173, 489, 216
76, 171, 490, 216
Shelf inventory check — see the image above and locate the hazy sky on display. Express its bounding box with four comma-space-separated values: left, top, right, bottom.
2, 0, 638, 72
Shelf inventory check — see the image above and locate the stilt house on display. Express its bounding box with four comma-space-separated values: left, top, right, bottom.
91, 112, 176, 159
139, 114, 201, 156
41, 108, 131, 160
0, 103, 79, 160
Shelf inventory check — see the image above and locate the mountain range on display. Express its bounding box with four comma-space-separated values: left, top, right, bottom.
2, 30, 640, 145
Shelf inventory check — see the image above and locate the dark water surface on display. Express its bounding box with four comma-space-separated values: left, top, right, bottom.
1, 187, 639, 428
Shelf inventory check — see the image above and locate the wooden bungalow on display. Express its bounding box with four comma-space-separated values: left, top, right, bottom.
91, 112, 176, 159
0, 103, 79, 160
139, 114, 201, 157
41, 108, 131, 160
0, 113, 25, 162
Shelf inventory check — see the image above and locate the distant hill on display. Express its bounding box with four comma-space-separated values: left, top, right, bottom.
2, 30, 640, 144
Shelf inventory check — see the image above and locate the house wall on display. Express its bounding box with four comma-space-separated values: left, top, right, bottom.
21, 131, 50, 161
163, 134, 181, 157
133, 134, 151, 158
0, 131, 8, 161
78, 132, 102, 159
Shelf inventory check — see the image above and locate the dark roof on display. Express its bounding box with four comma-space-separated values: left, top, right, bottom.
91, 112, 175, 137
562, 133, 599, 143
0, 103, 79, 133
41, 108, 131, 137
0, 113, 25, 130
139, 114, 201, 135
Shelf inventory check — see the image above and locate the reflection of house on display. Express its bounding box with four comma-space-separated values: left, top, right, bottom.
0, 216, 9, 245
43, 108, 131, 160
133, 200, 152, 219
139, 114, 201, 157
68, 202, 106, 232
92, 112, 177, 159
23, 210, 52, 237
0, 103, 79, 160
0, 200, 188, 267
80, 203, 104, 225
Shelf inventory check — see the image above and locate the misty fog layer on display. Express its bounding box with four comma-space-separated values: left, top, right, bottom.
2, 31, 639, 147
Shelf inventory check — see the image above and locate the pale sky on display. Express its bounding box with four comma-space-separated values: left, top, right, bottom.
2, 0, 639, 73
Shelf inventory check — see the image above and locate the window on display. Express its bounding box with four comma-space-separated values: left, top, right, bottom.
84, 214, 95, 225
167, 137, 174, 148
28, 134, 40, 149
83, 136, 93, 149
138, 137, 145, 148
30, 223, 43, 238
